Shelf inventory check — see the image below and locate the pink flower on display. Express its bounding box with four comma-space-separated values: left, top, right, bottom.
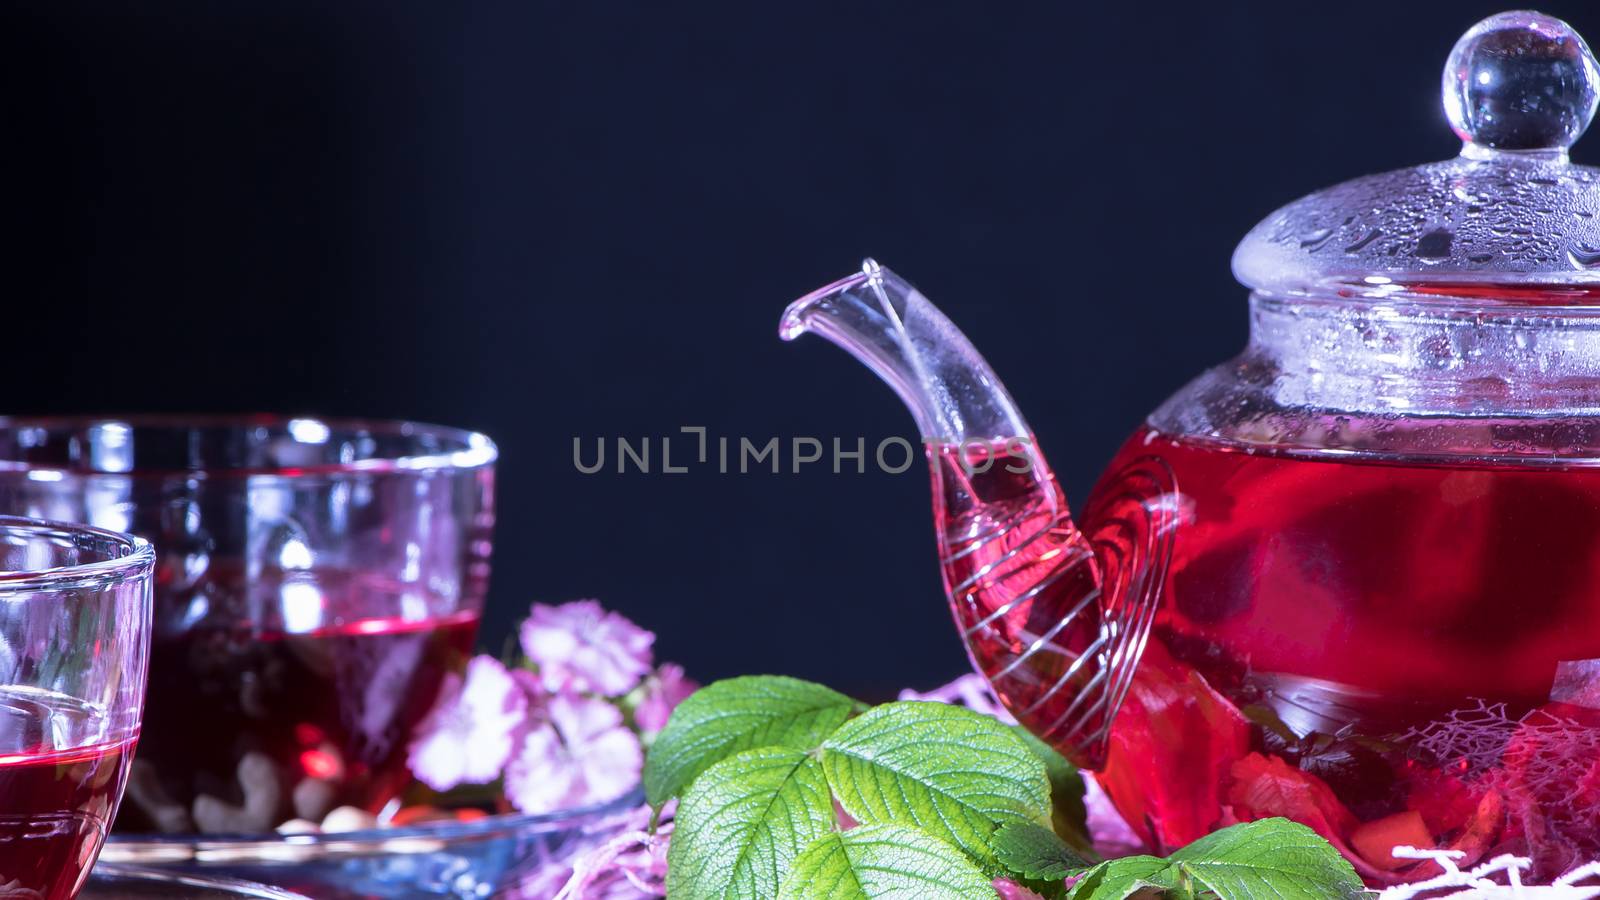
1083, 771, 1144, 857
505, 692, 642, 815
994, 879, 1051, 900
633, 663, 698, 734
407, 655, 528, 791
899, 672, 1016, 725
520, 600, 654, 695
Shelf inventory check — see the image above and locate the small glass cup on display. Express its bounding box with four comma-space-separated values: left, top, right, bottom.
0, 516, 153, 899
0, 417, 497, 836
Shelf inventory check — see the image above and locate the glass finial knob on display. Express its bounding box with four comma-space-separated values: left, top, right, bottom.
1444, 10, 1600, 156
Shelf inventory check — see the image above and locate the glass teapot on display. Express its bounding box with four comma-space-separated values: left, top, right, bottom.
781, 10, 1600, 884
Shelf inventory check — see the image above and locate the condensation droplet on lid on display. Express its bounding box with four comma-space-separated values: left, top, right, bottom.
1567, 243, 1600, 268
1417, 229, 1455, 258
1343, 230, 1381, 253
1299, 227, 1335, 250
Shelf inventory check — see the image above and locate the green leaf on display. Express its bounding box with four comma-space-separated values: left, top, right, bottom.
665, 747, 836, 900
776, 824, 996, 900
1065, 819, 1365, 900
820, 701, 1051, 864
993, 821, 1091, 881
1167, 818, 1365, 900
644, 675, 856, 805
1012, 726, 1092, 855
1064, 857, 1177, 899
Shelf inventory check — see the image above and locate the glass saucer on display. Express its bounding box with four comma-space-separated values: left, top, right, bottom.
101, 788, 644, 899
85, 864, 311, 899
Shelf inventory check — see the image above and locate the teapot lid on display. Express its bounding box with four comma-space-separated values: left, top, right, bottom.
1233, 10, 1600, 301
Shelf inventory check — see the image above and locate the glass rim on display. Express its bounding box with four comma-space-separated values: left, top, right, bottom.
0, 515, 155, 592
0, 414, 498, 478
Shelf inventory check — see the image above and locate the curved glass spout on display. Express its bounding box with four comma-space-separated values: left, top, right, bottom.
780, 261, 1172, 769
780, 259, 1037, 455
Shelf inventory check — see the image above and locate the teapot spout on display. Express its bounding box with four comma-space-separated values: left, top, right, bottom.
780, 259, 1037, 455
781, 260, 1171, 769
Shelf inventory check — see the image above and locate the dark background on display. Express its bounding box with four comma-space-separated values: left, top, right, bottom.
3, 1, 1594, 698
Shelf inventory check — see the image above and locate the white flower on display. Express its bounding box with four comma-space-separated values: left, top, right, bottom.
505, 692, 642, 815
520, 600, 654, 695
406, 655, 528, 791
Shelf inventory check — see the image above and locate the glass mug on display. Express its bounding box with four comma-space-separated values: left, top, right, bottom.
0, 517, 153, 899
0, 417, 496, 835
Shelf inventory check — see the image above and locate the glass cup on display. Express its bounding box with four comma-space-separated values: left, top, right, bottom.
0, 417, 496, 836
0, 517, 153, 899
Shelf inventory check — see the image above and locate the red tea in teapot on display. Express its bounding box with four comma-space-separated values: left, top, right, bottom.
1092, 429, 1600, 880
932, 430, 1600, 880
